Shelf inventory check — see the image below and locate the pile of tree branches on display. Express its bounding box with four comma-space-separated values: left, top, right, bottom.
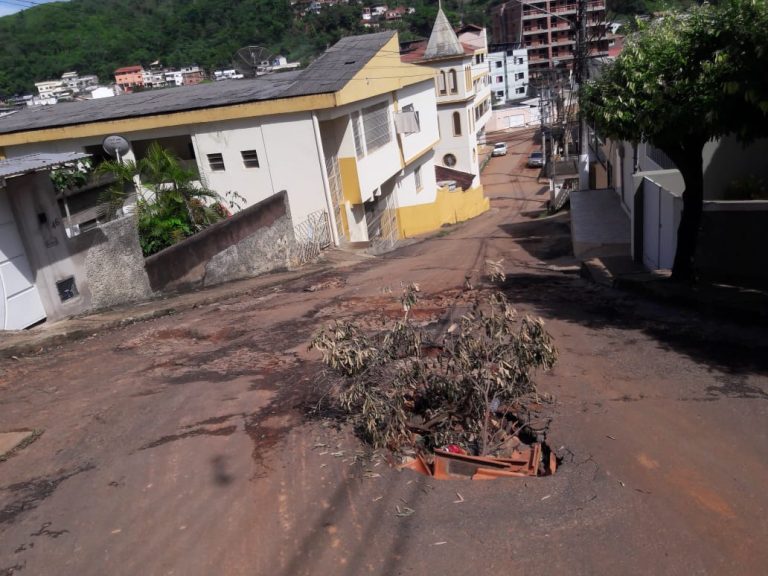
310, 284, 557, 456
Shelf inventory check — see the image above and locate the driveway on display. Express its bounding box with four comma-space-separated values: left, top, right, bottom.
1, 128, 767, 576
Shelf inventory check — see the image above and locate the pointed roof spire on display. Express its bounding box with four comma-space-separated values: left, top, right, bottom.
423, 7, 465, 60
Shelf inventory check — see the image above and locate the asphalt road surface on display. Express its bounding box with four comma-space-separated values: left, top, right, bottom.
2, 128, 767, 576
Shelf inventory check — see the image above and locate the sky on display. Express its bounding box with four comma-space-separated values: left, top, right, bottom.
0, 0, 65, 18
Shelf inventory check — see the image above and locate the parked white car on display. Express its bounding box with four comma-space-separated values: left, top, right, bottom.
492, 142, 508, 157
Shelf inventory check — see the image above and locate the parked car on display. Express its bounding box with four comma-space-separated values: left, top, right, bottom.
492, 142, 508, 156
527, 151, 544, 167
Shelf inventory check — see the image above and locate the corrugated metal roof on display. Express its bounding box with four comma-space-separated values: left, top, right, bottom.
282, 31, 396, 97
0, 32, 395, 137
0, 152, 90, 180
0, 73, 301, 136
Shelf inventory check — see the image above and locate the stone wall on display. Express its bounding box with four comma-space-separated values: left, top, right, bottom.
68, 215, 154, 309
144, 190, 295, 292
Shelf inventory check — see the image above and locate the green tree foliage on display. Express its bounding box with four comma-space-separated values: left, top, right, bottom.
0, 0, 500, 96
97, 143, 224, 256
582, 0, 768, 281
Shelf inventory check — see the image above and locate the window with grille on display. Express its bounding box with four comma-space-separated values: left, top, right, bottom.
362, 101, 391, 153
415, 164, 422, 190
352, 112, 364, 158
207, 153, 225, 171
241, 150, 260, 168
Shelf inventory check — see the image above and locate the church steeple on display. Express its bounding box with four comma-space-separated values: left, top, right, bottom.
423, 5, 464, 59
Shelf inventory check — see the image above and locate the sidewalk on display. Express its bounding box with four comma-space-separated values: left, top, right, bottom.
0, 249, 372, 359
582, 255, 768, 321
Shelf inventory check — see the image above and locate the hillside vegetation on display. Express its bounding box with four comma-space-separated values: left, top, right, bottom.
0, 0, 681, 96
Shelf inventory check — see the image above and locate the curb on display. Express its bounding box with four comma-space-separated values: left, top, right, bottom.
0, 256, 355, 360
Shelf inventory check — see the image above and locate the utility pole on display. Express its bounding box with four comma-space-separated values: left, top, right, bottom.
576, 0, 590, 190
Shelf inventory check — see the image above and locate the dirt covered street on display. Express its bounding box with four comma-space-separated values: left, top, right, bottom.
2, 128, 767, 575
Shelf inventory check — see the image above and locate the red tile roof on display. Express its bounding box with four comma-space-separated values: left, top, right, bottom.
114, 66, 143, 74
400, 40, 474, 63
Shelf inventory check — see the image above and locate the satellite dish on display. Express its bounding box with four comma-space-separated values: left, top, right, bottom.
234, 46, 274, 77
102, 135, 130, 161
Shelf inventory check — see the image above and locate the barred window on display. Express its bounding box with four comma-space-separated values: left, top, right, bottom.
352, 112, 364, 158
647, 145, 676, 170
207, 153, 225, 171
362, 101, 391, 153
415, 164, 422, 190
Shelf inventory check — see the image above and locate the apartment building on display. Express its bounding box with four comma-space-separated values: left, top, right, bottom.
114, 65, 145, 92
491, 0, 608, 79
488, 46, 529, 103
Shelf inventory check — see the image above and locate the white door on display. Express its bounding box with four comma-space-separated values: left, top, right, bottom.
0, 189, 46, 330
643, 180, 660, 270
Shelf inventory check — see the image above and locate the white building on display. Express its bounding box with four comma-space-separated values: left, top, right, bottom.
401, 13, 493, 188
164, 70, 184, 86
34, 80, 64, 99
0, 31, 488, 249
488, 47, 529, 104
87, 86, 116, 99
213, 69, 245, 81
142, 69, 167, 89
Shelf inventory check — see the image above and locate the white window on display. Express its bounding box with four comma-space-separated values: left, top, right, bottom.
452, 111, 461, 136
207, 153, 225, 171
352, 112, 364, 158
414, 164, 422, 190
438, 71, 447, 95
241, 150, 259, 168
362, 101, 391, 152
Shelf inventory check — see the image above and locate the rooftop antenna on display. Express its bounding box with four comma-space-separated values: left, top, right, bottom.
234, 46, 274, 78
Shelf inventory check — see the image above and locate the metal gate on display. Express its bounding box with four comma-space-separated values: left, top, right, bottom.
365, 190, 399, 251
324, 155, 346, 242
291, 209, 332, 266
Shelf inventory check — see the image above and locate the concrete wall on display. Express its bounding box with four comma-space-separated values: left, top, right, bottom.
6, 172, 91, 322
144, 190, 295, 292
636, 137, 768, 200
396, 150, 439, 207
697, 201, 768, 288
68, 215, 153, 309
486, 104, 539, 132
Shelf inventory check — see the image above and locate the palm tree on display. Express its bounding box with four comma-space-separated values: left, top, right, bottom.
96, 142, 225, 255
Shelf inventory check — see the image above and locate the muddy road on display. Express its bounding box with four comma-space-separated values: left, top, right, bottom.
2, 128, 767, 575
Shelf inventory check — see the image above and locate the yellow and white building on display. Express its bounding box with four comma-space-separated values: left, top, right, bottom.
0, 31, 488, 246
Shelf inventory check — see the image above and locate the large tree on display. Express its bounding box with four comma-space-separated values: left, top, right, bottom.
582, 0, 768, 281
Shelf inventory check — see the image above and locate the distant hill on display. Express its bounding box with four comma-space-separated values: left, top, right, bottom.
0, 0, 686, 97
